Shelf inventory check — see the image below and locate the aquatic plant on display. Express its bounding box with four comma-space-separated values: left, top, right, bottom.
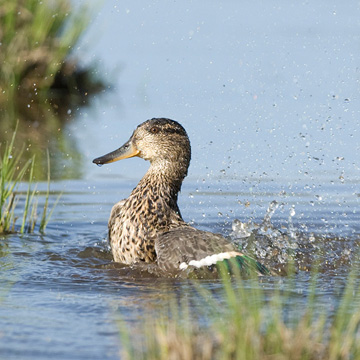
0, 0, 102, 109
0, 129, 59, 234
118, 266, 360, 360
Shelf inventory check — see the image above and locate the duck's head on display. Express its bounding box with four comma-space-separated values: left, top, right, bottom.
93, 118, 191, 174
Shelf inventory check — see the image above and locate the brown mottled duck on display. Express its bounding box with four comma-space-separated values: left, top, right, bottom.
93, 118, 269, 277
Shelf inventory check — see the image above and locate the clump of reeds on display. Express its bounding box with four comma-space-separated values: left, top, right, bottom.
0, 0, 102, 109
118, 265, 360, 360
0, 128, 59, 234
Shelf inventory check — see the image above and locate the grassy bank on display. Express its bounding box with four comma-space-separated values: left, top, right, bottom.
118, 268, 360, 360
0, 128, 59, 234
0, 0, 104, 180
0, 0, 104, 112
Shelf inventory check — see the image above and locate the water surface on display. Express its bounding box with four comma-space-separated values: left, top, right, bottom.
1, 0, 360, 358
1, 176, 359, 358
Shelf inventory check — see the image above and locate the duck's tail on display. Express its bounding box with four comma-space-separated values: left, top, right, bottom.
219, 252, 270, 276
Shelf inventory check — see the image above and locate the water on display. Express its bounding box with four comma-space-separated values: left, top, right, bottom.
2, 0, 360, 358
1, 176, 359, 358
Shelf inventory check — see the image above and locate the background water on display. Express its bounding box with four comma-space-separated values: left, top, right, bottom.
1, 0, 360, 359
76, 0, 360, 182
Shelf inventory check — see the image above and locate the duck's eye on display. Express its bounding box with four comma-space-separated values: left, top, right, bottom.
150, 126, 159, 134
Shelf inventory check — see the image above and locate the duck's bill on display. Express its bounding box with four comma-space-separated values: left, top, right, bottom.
93, 140, 140, 165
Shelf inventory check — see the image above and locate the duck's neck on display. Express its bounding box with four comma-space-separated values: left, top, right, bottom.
131, 159, 188, 216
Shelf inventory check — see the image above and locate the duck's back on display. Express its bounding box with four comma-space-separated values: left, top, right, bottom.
155, 227, 269, 276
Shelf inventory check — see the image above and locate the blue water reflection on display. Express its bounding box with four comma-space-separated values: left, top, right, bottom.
72, 0, 360, 184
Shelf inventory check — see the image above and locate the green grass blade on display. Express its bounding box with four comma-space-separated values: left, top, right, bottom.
20, 156, 35, 234
39, 150, 61, 234
1, 127, 57, 235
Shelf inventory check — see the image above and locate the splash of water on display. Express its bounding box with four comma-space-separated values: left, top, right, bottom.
231, 199, 355, 274
231, 201, 305, 271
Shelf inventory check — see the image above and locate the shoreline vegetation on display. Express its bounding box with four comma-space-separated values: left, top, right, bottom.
119, 267, 360, 360
0, 127, 59, 234
0, 0, 105, 116
0, 0, 107, 180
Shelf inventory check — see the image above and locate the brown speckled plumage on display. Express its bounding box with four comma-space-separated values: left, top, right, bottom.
108, 167, 190, 263
93, 118, 269, 277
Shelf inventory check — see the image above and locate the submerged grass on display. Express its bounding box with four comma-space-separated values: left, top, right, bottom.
0, 128, 59, 234
119, 266, 360, 360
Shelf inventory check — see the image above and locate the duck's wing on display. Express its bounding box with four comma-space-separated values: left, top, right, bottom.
108, 199, 126, 239
155, 227, 269, 277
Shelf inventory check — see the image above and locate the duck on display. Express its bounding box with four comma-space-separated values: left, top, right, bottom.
93, 118, 269, 277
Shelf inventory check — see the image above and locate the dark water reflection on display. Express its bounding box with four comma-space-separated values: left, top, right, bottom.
1, 177, 359, 359
0, 104, 84, 181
